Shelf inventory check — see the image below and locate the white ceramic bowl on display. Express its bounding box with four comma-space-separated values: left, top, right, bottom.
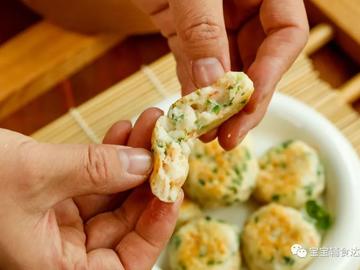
152, 92, 360, 270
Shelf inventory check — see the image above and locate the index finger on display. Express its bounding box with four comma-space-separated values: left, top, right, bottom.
168, 0, 230, 88
218, 0, 308, 150
115, 190, 184, 270
246, 0, 308, 111
127, 107, 164, 149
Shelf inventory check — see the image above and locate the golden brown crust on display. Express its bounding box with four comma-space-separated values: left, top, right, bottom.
150, 72, 254, 202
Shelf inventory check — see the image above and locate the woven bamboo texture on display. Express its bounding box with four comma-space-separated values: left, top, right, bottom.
32, 53, 360, 155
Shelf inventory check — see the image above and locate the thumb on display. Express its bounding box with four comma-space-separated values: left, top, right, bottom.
169, 0, 229, 88
26, 142, 152, 205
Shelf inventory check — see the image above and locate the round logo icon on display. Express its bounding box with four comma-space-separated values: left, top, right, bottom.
291, 244, 303, 255
291, 244, 308, 258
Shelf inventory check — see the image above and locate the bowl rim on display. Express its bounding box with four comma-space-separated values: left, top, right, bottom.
264, 93, 360, 269
152, 92, 360, 269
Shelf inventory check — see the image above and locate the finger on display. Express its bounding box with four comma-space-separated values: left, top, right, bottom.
177, 58, 197, 95
237, 15, 266, 70
53, 199, 83, 231
199, 128, 218, 143
83, 108, 162, 215
127, 107, 163, 149
55, 204, 88, 267
218, 94, 272, 150
85, 185, 153, 251
88, 249, 122, 270
169, 0, 230, 88
245, 0, 308, 112
20, 142, 152, 208
168, 36, 197, 95
116, 190, 184, 270
220, 0, 308, 147
75, 108, 162, 219
132, 0, 168, 15
228, 32, 243, 71
76, 108, 162, 219
103, 120, 132, 145
168, 30, 222, 141
132, 0, 176, 39
74, 193, 130, 222
73, 120, 133, 220
150, 6, 176, 38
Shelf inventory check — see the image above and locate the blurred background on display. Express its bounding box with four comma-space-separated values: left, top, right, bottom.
0, 0, 359, 136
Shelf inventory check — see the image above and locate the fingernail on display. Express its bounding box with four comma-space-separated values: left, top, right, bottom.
192, 58, 224, 87
118, 148, 152, 175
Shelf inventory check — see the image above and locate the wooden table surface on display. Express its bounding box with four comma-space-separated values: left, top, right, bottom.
311, 0, 360, 41
1, 0, 359, 135
308, 0, 360, 63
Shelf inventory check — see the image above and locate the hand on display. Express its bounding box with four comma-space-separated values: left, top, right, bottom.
0, 108, 182, 270
133, 0, 309, 149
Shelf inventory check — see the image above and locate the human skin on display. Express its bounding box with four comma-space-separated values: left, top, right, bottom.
24, 0, 309, 150
132, 0, 309, 149
0, 108, 182, 270
0, 1, 308, 267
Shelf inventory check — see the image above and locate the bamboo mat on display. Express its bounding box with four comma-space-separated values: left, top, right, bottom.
32, 53, 360, 155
